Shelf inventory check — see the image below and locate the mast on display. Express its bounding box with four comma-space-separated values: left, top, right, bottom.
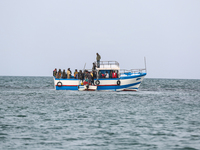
144, 57, 147, 74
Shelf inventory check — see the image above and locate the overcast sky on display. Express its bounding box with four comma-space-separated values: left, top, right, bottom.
0, 0, 200, 79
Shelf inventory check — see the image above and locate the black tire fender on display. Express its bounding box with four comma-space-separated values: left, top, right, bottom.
95, 80, 100, 85
117, 80, 121, 86
57, 81, 62, 87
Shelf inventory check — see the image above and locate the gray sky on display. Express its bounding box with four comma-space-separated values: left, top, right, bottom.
1, 0, 200, 79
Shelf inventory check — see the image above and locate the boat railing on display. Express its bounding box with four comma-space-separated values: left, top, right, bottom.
120, 68, 146, 74
94, 61, 120, 68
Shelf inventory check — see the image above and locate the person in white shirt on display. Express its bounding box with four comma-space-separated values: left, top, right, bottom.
105, 71, 109, 78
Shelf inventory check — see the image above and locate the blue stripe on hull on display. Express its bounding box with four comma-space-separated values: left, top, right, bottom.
97, 85, 117, 91
127, 87, 138, 90
56, 86, 78, 90
97, 82, 141, 91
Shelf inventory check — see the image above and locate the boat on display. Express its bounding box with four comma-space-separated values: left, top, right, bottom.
53, 59, 147, 91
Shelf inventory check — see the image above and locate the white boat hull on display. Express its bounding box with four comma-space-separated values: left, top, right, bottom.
78, 85, 97, 91
54, 73, 146, 91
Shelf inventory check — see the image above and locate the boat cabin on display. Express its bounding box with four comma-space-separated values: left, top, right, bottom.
95, 61, 120, 79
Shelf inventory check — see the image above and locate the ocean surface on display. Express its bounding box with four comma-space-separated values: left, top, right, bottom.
0, 76, 200, 150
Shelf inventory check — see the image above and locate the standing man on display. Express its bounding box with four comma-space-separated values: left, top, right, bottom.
96, 53, 101, 68
62, 69, 67, 79
67, 68, 71, 79
88, 71, 92, 85
58, 69, 62, 79
74, 69, 78, 79
53, 68, 57, 77
79, 70, 83, 82
92, 63, 96, 71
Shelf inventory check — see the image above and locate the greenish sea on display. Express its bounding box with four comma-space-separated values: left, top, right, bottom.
0, 76, 200, 150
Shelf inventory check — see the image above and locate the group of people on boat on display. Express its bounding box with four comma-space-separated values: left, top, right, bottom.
53, 53, 118, 85
53, 68, 95, 80
53, 68, 72, 79
53, 68, 118, 79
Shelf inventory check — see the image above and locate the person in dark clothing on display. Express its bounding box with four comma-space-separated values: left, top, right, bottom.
84, 70, 88, 79
98, 71, 102, 78
53, 68, 57, 77
79, 70, 84, 82
82, 72, 85, 81
96, 53, 101, 68
93, 71, 97, 79
92, 63, 96, 71
62, 69, 67, 79
91, 71, 95, 85
58, 69, 62, 79
88, 72, 92, 84
110, 70, 113, 78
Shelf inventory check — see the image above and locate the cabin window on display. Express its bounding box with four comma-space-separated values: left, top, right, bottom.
97, 70, 119, 79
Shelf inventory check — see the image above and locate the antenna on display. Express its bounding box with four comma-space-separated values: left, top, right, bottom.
144, 57, 147, 74
83, 63, 86, 71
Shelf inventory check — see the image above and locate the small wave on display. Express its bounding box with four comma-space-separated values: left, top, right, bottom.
16, 115, 27, 117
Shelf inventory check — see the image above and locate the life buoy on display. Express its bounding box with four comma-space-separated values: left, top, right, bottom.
95, 80, 100, 85
57, 81, 62, 87
117, 80, 121, 86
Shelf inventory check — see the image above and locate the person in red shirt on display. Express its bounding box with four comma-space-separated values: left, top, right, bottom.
112, 71, 117, 78
102, 73, 105, 78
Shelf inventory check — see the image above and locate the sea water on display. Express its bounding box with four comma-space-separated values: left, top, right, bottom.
0, 76, 200, 150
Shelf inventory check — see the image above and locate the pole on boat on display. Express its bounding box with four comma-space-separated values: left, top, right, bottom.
83, 63, 86, 72
144, 57, 147, 74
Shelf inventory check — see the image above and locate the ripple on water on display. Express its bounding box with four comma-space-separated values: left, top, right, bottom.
0, 77, 200, 149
